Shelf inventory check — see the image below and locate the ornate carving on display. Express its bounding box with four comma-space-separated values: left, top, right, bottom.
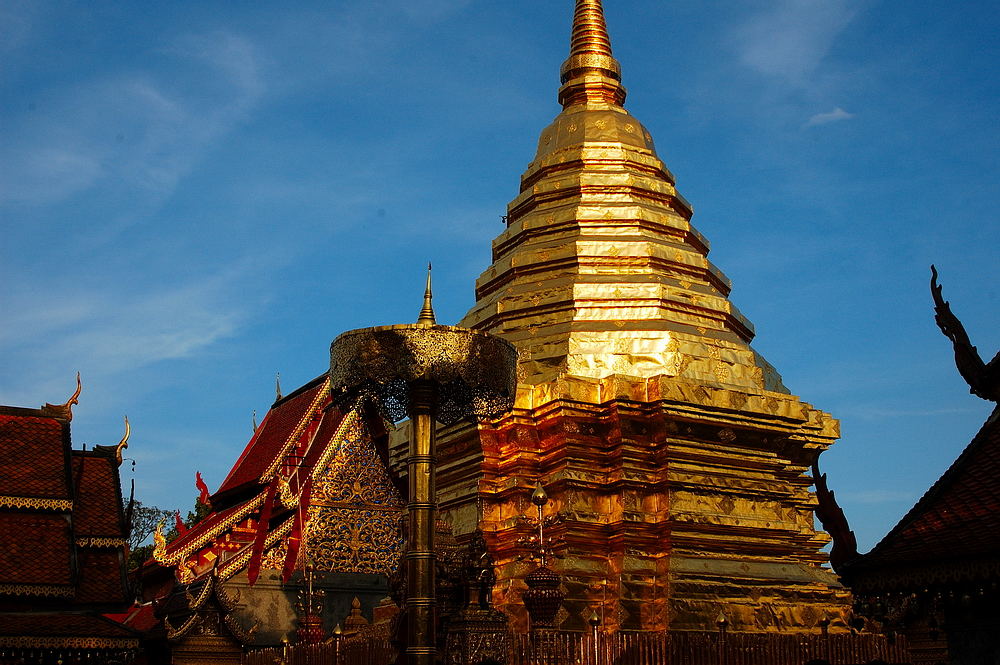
0, 583, 73, 598
0, 495, 73, 511
41, 372, 82, 420
75, 536, 128, 547
931, 265, 1000, 401
115, 415, 130, 466
523, 566, 564, 629
329, 324, 517, 425
0, 636, 138, 649
812, 458, 858, 572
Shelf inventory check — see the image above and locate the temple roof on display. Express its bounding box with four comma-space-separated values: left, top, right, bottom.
154, 374, 402, 586
0, 613, 140, 648
0, 410, 73, 505
847, 409, 1000, 590
72, 451, 128, 540
0, 511, 75, 591
0, 397, 134, 654
214, 375, 328, 505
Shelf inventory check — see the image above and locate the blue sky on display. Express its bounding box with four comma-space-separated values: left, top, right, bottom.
1, 0, 997, 553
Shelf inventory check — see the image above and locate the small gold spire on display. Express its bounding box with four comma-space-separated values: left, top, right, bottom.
276, 372, 283, 401
559, 0, 627, 108
114, 415, 130, 466
42, 372, 83, 421
416, 263, 436, 325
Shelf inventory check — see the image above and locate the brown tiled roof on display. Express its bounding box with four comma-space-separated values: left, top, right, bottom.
848, 409, 1000, 588
214, 376, 327, 501
0, 512, 73, 587
71, 453, 125, 539
0, 613, 139, 640
75, 549, 127, 605
0, 413, 71, 500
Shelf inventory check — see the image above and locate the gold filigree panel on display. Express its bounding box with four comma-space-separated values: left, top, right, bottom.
266, 412, 403, 575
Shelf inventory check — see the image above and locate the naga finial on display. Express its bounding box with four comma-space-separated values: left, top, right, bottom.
114, 415, 131, 466
276, 373, 283, 401
931, 265, 999, 402
42, 372, 82, 420
153, 520, 167, 562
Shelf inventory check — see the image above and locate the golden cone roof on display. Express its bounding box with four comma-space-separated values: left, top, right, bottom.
461, 0, 787, 393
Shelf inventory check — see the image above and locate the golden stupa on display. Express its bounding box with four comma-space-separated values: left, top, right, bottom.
393, 0, 850, 633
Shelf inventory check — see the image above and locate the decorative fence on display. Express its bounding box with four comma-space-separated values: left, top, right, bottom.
245, 631, 911, 665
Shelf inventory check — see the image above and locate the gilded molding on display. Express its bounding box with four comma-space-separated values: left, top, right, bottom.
218, 516, 294, 581
76, 537, 127, 548
0, 636, 139, 650
159, 491, 267, 565
310, 407, 360, 482
224, 613, 259, 645
262, 380, 331, 481
0, 495, 73, 511
0, 583, 74, 598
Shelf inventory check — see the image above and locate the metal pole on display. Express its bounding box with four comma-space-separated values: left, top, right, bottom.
588, 611, 601, 665
406, 379, 437, 665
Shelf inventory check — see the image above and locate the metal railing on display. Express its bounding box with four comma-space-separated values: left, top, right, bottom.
245, 630, 911, 665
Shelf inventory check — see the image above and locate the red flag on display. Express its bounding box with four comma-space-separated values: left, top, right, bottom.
281, 476, 313, 583
247, 481, 278, 586
195, 472, 211, 507
174, 511, 188, 535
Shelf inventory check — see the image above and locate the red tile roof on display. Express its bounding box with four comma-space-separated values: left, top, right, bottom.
0, 413, 71, 500
0, 512, 73, 587
72, 453, 125, 538
76, 548, 128, 605
849, 410, 1000, 584
215, 376, 327, 500
0, 613, 139, 640
105, 603, 159, 633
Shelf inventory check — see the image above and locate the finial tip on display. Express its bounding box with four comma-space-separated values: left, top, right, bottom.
417, 262, 436, 325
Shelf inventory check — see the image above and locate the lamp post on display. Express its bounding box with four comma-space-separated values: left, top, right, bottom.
329, 269, 517, 665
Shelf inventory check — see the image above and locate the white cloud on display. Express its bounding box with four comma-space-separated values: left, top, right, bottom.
734, 0, 860, 83
0, 30, 262, 208
806, 107, 855, 126
0, 266, 256, 407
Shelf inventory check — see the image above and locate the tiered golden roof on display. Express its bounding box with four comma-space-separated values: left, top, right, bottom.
462, 0, 783, 392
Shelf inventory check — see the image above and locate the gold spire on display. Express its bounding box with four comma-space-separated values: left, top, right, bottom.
276, 372, 283, 401
416, 263, 436, 325
461, 1, 784, 392
559, 0, 626, 108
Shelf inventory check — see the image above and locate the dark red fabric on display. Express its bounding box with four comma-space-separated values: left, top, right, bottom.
246, 481, 278, 586
105, 603, 159, 632
281, 477, 312, 583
